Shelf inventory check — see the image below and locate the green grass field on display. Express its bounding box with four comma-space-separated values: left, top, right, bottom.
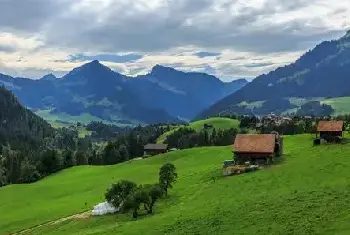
241, 97, 350, 116
35, 109, 139, 128
35, 109, 105, 125
3, 134, 350, 234
321, 97, 350, 115
157, 117, 240, 143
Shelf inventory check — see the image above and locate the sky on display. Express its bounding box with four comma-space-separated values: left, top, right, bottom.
0, 0, 349, 81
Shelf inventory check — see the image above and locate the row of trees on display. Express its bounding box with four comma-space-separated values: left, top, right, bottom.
105, 163, 177, 218
165, 127, 243, 149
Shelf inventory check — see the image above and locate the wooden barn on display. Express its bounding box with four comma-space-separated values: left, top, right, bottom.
144, 144, 168, 156
316, 121, 343, 142
233, 134, 283, 165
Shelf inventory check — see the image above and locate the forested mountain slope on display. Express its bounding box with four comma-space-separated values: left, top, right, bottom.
198, 31, 350, 118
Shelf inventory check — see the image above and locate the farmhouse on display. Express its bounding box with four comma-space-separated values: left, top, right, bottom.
233, 133, 283, 165
144, 143, 168, 156
316, 121, 343, 142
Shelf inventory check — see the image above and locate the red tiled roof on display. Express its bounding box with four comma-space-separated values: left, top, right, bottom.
233, 134, 276, 153
317, 121, 343, 132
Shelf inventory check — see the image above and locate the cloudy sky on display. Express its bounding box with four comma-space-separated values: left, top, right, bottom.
0, 0, 349, 81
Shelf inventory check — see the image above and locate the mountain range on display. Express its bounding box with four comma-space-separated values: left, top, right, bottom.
0, 62, 247, 125
198, 30, 350, 118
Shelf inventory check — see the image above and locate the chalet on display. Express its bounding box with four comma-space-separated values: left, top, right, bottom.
144, 144, 168, 156
233, 133, 283, 165
316, 121, 343, 142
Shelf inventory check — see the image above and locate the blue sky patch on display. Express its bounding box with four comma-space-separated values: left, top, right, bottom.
195, 52, 220, 58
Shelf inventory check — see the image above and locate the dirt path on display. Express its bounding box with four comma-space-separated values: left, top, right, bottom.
10, 211, 91, 235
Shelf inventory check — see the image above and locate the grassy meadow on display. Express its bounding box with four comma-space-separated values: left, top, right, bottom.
241, 97, 350, 116
321, 97, 350, 115
3, 134, 350, 234
157, 117, 240, 143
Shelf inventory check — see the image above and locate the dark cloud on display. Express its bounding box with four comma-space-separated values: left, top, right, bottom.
42, 0, 345, 54
0, 0, 72, 33
195, 52, 221, 58
69, 53, 143, 63
0, 0, 347, 57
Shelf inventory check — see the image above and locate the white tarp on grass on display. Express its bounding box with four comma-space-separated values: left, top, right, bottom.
91, 202, 119, 216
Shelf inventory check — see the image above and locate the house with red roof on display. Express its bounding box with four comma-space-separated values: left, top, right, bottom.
233, 133, 283, 165
316, 121, 343, 142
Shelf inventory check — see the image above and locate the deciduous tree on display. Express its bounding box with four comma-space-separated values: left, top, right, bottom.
159, 163, 178, 195
105, 180, 137, 208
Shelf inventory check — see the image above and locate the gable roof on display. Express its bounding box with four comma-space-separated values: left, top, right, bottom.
144, 143, 168, 150
233, 134, 276, 154
317, 121, 343, 132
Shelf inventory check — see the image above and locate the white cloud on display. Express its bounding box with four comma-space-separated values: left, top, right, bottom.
0, 0, 349, 80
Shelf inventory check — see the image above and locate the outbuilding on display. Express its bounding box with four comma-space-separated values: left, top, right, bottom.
316, 121, 343, 142
144, 143, 168, 156
233, 133, 283, 165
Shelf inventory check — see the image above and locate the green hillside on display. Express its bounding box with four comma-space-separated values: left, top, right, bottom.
3, 134, 350, 234
237, 97, 350, 116
157, 117, 239, 143
321, 97, 350, 115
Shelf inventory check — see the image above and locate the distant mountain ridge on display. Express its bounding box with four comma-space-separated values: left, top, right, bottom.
197, 31, 350, 118
0, 62, 248, 125
130, 65, 248, 119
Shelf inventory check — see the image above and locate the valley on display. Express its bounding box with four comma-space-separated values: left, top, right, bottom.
1, 8, 350, 235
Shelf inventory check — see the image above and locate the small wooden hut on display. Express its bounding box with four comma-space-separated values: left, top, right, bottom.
316, 121, 343, 142
144, 144, 168, 156
233, 134, 283, 165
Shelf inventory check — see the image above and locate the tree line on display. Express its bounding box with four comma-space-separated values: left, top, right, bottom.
164, 127, 243, 149
0, 120, 174, 187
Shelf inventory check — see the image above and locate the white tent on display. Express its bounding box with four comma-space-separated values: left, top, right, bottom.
91, 202, 119, 216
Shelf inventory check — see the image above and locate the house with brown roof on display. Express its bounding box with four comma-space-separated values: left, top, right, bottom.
316, 121, 343, 142
233, 133, 283, 165
144, 143, 168, 157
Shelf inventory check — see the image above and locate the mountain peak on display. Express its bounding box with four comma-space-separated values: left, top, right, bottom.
69, 60, 111, 74
228, 78, 248, 84
82, 60, 104, 68
151, 64, 177, 74
40, 73, 57, 81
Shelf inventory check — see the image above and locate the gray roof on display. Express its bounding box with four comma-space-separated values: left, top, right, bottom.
144, 143, 168, 150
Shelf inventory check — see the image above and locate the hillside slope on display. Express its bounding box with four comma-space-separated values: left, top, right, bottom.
0, 86, 54, 150
198, 31, 350, 118
2, 135, 350, 234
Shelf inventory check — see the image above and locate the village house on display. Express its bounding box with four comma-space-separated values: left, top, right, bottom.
233, 133, 283, 165
255, 113, 293, 131
143, 143, 168, 157
316, 121, 343, 143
